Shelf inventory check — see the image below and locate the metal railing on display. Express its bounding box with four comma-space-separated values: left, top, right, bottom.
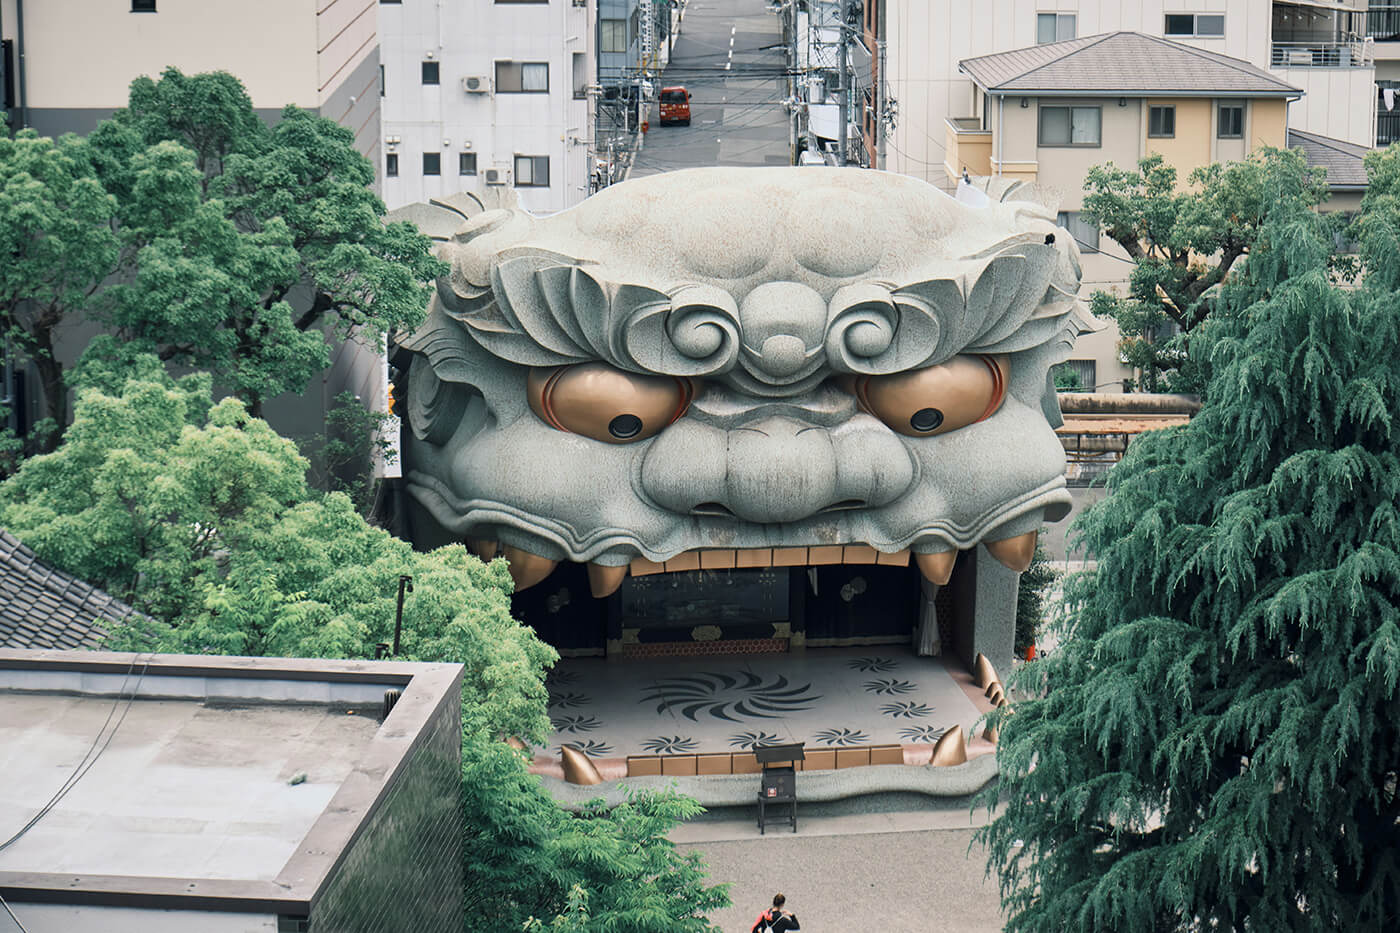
1369, 5, 1400, 40
1378, 111, 1400, 146
1270, 39, 1373, 67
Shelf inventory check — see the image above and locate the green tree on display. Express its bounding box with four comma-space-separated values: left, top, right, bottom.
1079, 148, 1328, 394
0, 130, 118, 449
0, 361, 729, 931
979, 196, 1400, 927
0, 68, 443, 450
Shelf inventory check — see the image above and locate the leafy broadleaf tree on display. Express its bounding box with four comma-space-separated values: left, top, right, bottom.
87, 67, 445, 415
979, 193, 1400, 927
0, 68, 443, 450
1080, 147, 1328, 393
0, 130, 118, 451
0, 360, 729, 931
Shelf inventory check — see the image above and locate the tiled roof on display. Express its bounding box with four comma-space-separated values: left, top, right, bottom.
0, 528, 143, 649
961, 32, 1302, 97
1288, 128, 1371, 190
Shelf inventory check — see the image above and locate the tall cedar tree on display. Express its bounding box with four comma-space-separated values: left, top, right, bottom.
0, 67, 442, 446
979, 190, 1400, 927
1079, 148, 1328, 393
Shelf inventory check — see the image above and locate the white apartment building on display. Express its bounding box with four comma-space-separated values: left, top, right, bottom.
377, 0, 595, 213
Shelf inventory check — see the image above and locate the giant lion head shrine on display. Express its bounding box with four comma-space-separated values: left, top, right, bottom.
394, 168, 1089, 688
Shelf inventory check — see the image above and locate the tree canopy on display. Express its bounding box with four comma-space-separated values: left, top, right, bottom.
0, 67, 443, 453
0, 359, 730, 931
980, 183, 1400, 928
1079, 147, 1329, 393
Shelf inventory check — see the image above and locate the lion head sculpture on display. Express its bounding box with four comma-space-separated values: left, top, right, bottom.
395, 168, 1089, 598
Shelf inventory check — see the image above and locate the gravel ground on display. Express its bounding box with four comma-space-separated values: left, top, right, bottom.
679, 827, 1007, 933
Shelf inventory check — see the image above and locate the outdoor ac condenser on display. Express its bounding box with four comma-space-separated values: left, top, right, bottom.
462, 75, 490, 94
484, 167, 507, 185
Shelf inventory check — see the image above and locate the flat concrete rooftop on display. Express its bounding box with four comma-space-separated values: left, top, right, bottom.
0, 694, 379, 880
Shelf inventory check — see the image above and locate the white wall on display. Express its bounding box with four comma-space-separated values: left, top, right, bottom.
1276, 65, 1378, 146
378, 0, 594, 213
3, 904, 275, 933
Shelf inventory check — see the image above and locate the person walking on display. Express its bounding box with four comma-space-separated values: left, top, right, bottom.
750, 892, 800, 932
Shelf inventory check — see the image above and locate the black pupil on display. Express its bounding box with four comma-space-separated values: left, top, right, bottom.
910, 408, 944, 432
609, 414, 643, 439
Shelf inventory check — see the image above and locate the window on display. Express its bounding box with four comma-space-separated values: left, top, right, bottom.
131, 0, 157, 10
379, 65, 385, 96
495, 61, 549, 93
459, 152, 477, 175
1148, 105, 1176, 137
1039, 106, 1101, 146
379, 0, 402, 4
1218, 102, 1244, 138
515, 155, 550, 187
601, 18, 627, 53
1165, 13, 1224, 37
573, 52, 587, 99
423, 152, 441, 175
1052, 359, 1098, 392
421, 61, 440, 85
385, 153, 399, 177
1036, 13, 1076, 44
1056, 211, 1100, 253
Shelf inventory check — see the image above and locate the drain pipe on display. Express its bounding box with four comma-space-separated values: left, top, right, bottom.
12, 0, 26, 129
996, 91, 1003, 177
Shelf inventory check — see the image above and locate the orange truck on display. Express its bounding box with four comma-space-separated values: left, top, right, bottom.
659, 86, 691, 126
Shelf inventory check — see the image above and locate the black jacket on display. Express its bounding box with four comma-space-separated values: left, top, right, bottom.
751, 909, 800, 932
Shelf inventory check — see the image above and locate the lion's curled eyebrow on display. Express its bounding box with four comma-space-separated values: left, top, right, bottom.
417, 225, 1082, 383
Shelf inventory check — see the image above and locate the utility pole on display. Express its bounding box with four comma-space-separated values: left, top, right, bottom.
837, 18, 849, 166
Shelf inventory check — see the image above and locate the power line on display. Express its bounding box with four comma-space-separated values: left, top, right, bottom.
0, 653, 151, 856
0, 894, 29, 933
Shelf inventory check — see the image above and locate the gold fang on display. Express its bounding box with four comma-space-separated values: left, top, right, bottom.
987, 684, 1005, 706
973, 653, 999, 689
984, 530, 1038, 572
587, 563, 629, 598
982, 721, 999, 744
505, 736, 527, 751
561, 745, 603, 785
914, 550, 957, 585
469, 539, 499, 560
502, 546, 559, 592
929, 725, 968, 766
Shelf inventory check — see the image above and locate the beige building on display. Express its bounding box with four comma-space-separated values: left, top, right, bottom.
946, 32, 1301, 391
0, 0, 379, 160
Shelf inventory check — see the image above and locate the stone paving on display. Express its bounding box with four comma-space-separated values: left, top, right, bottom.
541, 646, 989, 761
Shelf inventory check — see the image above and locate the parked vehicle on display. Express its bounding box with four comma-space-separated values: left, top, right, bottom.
659, 87, 691, 126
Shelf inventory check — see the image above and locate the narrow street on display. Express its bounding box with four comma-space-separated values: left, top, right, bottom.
631, 0, 792, 176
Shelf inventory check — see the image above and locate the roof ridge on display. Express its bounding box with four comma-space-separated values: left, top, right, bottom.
978, 31, 1119, 86
1135, 32, 1295, 90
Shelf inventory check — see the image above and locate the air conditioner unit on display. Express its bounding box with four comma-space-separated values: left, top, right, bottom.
572, 0, 587, 7
484, 167, 507, 185
462, 75, 490, 94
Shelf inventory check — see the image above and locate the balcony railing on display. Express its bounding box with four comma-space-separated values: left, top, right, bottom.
1271, 38, 1373, 67
1378, 111, 1400, 146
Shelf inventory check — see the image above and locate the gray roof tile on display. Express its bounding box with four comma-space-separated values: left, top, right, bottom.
0, 527, 146, 649
962, 32, 1302, 97
1288, 128, 1371, 190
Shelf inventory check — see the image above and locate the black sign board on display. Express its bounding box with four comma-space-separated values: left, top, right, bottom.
753, 742, 805, 765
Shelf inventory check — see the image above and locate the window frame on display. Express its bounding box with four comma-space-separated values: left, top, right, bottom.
1056, 211, 1101, 253
131, 0, 157, 11
1165, 13, 1225, 38
385, 153, 399, 178
1217, 102, 1245, 139
495, 60, 550, 94
514, 155, 550, 187
1148, 105, 1176, 138
1038, 105, 1103, 147
459, 152, 478, 176
422, 152, 442, 176
600, 18, 628, 53
421, 60, 440, 86
1036, 12, 1076, 45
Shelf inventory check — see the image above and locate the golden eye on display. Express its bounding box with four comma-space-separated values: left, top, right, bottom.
845, 354, 1008, 437
527, 363, 694, 444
